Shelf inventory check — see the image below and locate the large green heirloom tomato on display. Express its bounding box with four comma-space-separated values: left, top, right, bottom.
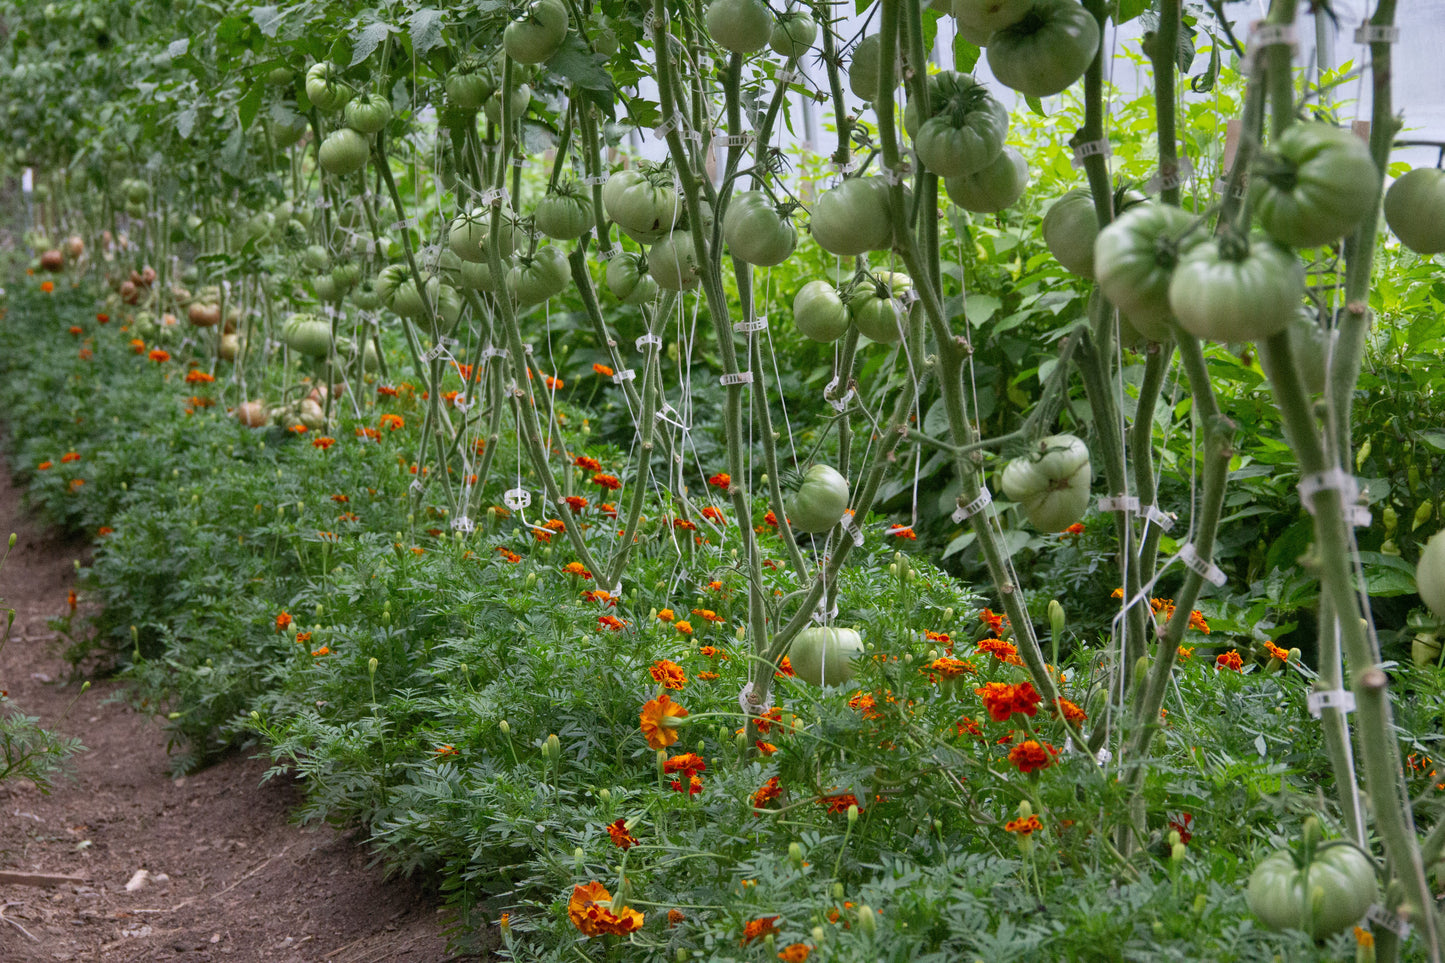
343, 93, 392, 135
446, 58, 493, 111
1167, 233, 1304, 343
944, 146, 1028, 213
1418, 530, 1445, 619
789, 626, 865, 687
848, 34, 899, 102
603, 166, 682, 243
787, 464, 851, 533
706, 0, 772, 53
282, 314, 333, 358
485, 83, 533, 125
305, 62, 352, 112
449, 208, 521, 264
846, 272, 912, 344
504, 0, 569, 64
534, 184, 594, 240
507, 246, 570, 305
770, 10, 817, 59
1041, 189, 1101, 277
648, 234, 702, 291
1384, 168, 1445, 254
792, 280, 849, 343
953, 0, 1030, 45
912, 74, 1009, 178
1250, 122, 1379, 248
986, 0, 1099, 98
317, 128, 369, 176
810, 177, 892, 256
1000, 434, 1091, 531
722, 192, 797, 266
605, 252, 660, 305
1246, 842, 1378, 940
1094, 202, 1202, 341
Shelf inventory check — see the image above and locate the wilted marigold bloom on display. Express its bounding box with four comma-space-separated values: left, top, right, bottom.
567, 881, 643, 937
708, 472, 730, 488
672, 517, 697, 531
692, 608, 725, 624
60, 452, 81, 463
1004, 814, 1043, 835
979, 607, 1007, 636
1009, 739, 1059, 774
1178, 645, 1194, 660
496, 546, 522, 563
1053, 698, 1087, 725
593, 363, 614, 377
562, 561, 592, 579
275, 611, 292, 632
184, 369, 215, 384
777, 943, 812, 962
929, 656, 976, 678
639, 693, 688, 749
741, 917, 781, 945
592, 473, 622, 490
563, 495, 588, 513
312, 436, 336, 450
597, 614, 627, 632
607, 818, 637, 850
1216, 650, 1243, 672
130, 338, 146, 354
148, 348, 170, 362
751, 776, 783, 809
650, 659, 687, 690
891, 526, 917, 540
380, 413, 404, 431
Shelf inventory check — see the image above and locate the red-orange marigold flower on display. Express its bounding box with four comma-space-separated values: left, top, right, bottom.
148, 348, 170, 363
568, 882, 643, 937
574, 454, 601, 471
1008, 739, 1059, 774
979, 607, 1007, 636
593, 363, 614, 377
751, 776, 782, 809
60, 452, 81, 463
597, 614, 627, 631
1004, 814, 1043, 835
563, 495, 588, 513
741, 917, 781, 945
891, 526, 917, 540
562, 561, 593, 579
592, 473, 621, 490
700, 506, 725, 524
777, 943, 812, 962
819, 793, 859, 815
928, 656, 976, 678
184, 369, 215, 384
639, 693, 688, 749
312, 436, 336, 450
1216, 650, 1243, 672
775, 655, 795, 678
275, 611, 293, 632
1053, 698, 1088, 725
379, 413, 404, 431
650, 659, 687, 690
708, 472, 731, 488
607, 818, 637, 849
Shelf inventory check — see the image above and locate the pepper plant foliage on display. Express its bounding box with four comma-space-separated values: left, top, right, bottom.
2, 0, 1444, 958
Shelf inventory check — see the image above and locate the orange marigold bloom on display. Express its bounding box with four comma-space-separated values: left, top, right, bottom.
68, 478, 84, 492
928, 656, 976, 678
312, 436, 336, 449
574, 455, 602, 471
1178, 645, 1194, 660
592, 473, 622, 490
891, 526, 917, 540
977, 637, 1022, 664
775, 654, 795, 677
1004, 814, 1043, 835
650, 659, 687, 690
751, 776, 783, 809
751, 707, 784, 735
36, 460, 53, 471
741, 917, 781, 945
700, 506, 725, 524
1053, 698, 1088, 725
672, 517, 697, 531
68, 325, 83, 337
130, 338, 146, 354
849, 691, 880, 720
331, 494, 349, 503
1264, 641, 1290, 662
777, 943, 812, 962
1061, 521, 1086, 537
819, 793, 859, 815
1008, 739, 1059, 774
562, 561, 593, 579
657, 608, 675, 622
96, 313, 110, 323
667, 908, 685, 927
697, 671, 719, 681
97, 526, 114, 536
708, 472, 731, 488
1189, 609, 1211, 634
979, 608, 1007, 636
275, 611, 292, 632
356, 426, 381, 441
593, 363, 614, 377
1355, 926, 1374, 948
563, 495, 588, 513
78, 348, 93, 360
597, 614, 627, 631
955, 715, 983, 738
698, 645, 724, 659
763, 510, 779, 528
148, 348, 170, 363
40, 280, 54, 293
433, 744, 459, 757
639, 693, 688, 749
184, 369, 215, 384
674, 620, 694, 636
60, 452, 81, 463
975, 681, 1042, 722
692, 608, 725, 624
496, 547, 522, 563
379, 413, 404, 431
755, 740, 778, 755
663, 752, 706, 777
295, 631, 312, 645
1216, 650, 1243, 672
544, 375, 563, 390
288, 424, 309, 434
607, 818, 637, 849
568, 882, 644, 937
377, 385, 399, 398
599, 502, 618, 518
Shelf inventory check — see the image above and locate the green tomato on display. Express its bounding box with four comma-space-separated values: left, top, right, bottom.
343, 93, 392, 135
810, 177, 892, 256
312, 273, 341, 302
999, 433, 1092, 531
268, 112, 309, 149
787, 464, 851, 533
953, 0, 1030, 45
1246, 842, 1378, 940
352, 280, 382, 311
1251, 122, 1379, 248
943, 146, 1028, 213
912, 77, 1008, 178
602, 166, 682, 243
1418, 530, 1445, 620
282, 314, 333, 358
389, 274, 436, 320
848, 35, 900, 103
301, 244, 331, 272
305, 61, 351, 112
436, 284, 463, 325
1287, 310, 1329, 396
846, 272, 912, 344
1384, 167, 1445, 254
788, 626, 864, 687
446, 59, 493, 111
770, 11, 817, 59
792, 280, 849, 343
457, 258, 499, 292
986, 0, 1100, 98
1041, 189, 1099, 277
485, 84, 533, 126
507, 246, 570, 306
1093, 202, 1202, 341
605, 252, 659, 305
317, 127, 369, 176
647, 233, 701, 291
706, 0, 772, 54
449, 208, 521, 264
722, 191, 797, 266
534, 185, 594, 240
1167, 233, 1304, 343
504, 0, 570, 65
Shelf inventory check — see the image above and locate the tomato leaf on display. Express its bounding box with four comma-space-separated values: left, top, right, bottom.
237, 82, 265, 131
167, 38, 190, 59
952, 35, 980, 74
350, 21, 394, 66
250, 6, 285, 38
1190, 40, 1221, 94
409, 9, 446, 55
175, 106, 198, 140
1114, 0, 1151, 25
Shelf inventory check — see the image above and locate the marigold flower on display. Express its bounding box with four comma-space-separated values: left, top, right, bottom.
312, 436, 335, 450
184, 370, 215, 384
692, 608, 725, 624
1168, 812, 1193, 844
1053, 698, 1087, 725
670, 774, 704, 795
672, 517, 697, 531
68, 478, 84, 492
496, 547, 522, 563
593, 363, 614, 377
708, 472, 730, 488
1216, 650, 1243, 672
657, 608, 675, 622
763, 510, 779, 528
544, 375, 563, 390
563, 495, 588, 513
540, 518, 565, 532
698, 645, 724, 659
331, 494, 349, 503
36, 460, 53, 471
1008, 739, 1059, 774
849, 691, 880, 720
574, 454, 601, 471
355, 426, 381, 441
148, 348, 170, 363
379, 413, 404, 431
377, 385, 399, 398
975, 681, 1041, 721
275, 611, 292, 632
67, 589, 77, 613
741, 917, 781, 945
663, 752, 706, 777
599, 502, 618, 518
311, 646, 331, 657
755, 740, 777, 755
928, 656, 976, 678
751, 776, 783, 809
78, 348, 93, 360
568, 882, 643, 937
40, 280, 54, 293
819, 793, 859, 815
697, 671, 719, 681
1178, 645, 1194, 660
591, 473, 621, 490
433, 744, 458, 757
777, 943, 812, 962
977, 637, 1022, 664
1189, 609, 1211, 634
1061, 521, 1086, 537
650, 659, 687, 690
607, 818, 637, 849
68, 325, 83, 337
751, 707, 784, 735
639, 693, 688, 749
1264, 640, 1290, 662
130, 338, 146, 354
979, 607, 1007, 636
288, 424, 309, 434
96, 313, 109, 323
60, 452, 81, 463
98, 526, 114, 537
775, 655, 795, 677
700, 506, 725, 524
1354, 926, 1374, 948
1004, 814, 1043, 835
597, 614, 627, 631
891, 526, 917, 540
562, 561, 593, 579
955, 715, 983, 738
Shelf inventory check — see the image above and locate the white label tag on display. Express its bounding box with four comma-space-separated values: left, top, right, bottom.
1098, 494, 1141, 513
1145, 154, 1194, 194
1179, 542, 1227, 587
391, 218, 417, 231
580, 173, 609, 186
719, 371, 753, 386
719, 134, 753, 148
1307, 688, 1357, 718
1354, 23, 1399, 43
504, 488, 532, 510
951, 488, 993, 523
1365, 903, 1411, 938
481, 345, 508, 360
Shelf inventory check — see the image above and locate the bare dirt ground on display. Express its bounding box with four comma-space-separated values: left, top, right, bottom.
0, 456, 487, 963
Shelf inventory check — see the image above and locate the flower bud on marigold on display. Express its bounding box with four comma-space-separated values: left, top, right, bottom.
847, 804, 859, 826
546, 733, 561, 762
574, 847, 584, 870
856, 905, 876, 936
789, 842, 804, 867
1171, 842, 1187, 862
499, 720, 511, 735
1049, 599, 1065, 639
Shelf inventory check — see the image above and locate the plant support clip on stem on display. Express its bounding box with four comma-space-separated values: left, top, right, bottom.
504, 488, 532, 511
952, 488, 992, 523
1178, 542, 1227, 587
1071, 139, 1111, 169
1307, 688, 1357, 719
636, 334, 662, 351
1354, 22, 1399, 44
1297, 469, 1371, 527
719, 371, 753, 387
1244, 21, 1298, 76
733, 318, 768, 334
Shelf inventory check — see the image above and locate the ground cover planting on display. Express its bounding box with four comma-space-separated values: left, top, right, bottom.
2, 0, 1445, 959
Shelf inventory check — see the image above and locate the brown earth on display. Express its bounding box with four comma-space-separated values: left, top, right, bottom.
0, 455, 487, 963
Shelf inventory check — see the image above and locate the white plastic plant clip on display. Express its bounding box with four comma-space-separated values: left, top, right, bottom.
719, 371, 754, 387
504, 488, 532, 511
733, 318, 768, 334
1071, 139, 1111, 169
1307, 688, 1356, 719
1178, 543, 1227, 587
451, 515, 475, 533
952, 488, 993, 523
1141, 504, 1175, 531
611, 368, 637, 384
1098, 494, 1141, 513
1354, 22, 1400, 43
1145, 154, 1194, 194
636, 334, 663, 350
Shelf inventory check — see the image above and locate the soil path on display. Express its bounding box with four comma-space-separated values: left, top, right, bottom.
0, 456, 478, 962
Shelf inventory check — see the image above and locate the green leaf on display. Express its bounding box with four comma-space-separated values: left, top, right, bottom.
547, 35, 614, 94
953, 35, 980, 73
1190, 41, 1221, 93
1418, 432, 1445, 454
176, 106, 198, 140
1025, 95, 1045, 117
251, 6, 284, 38
965, 293, 1001, 325
238, 82, 264, 131
351, 22, 393, 66
409, 9, 445, 55
1115, 0, 1151, 25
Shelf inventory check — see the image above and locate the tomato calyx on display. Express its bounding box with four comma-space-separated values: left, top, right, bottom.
1214, 229, 1253, 263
